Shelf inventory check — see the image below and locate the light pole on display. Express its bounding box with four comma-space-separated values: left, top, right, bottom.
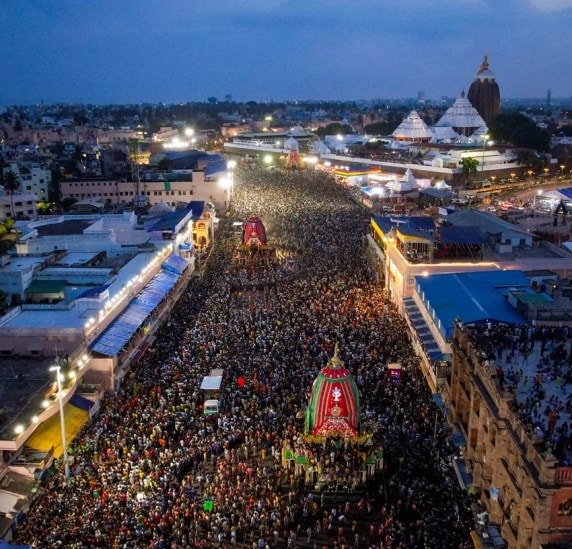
481, 135, 493, 180
227, 159, 237, 206
49, 364, 70, 482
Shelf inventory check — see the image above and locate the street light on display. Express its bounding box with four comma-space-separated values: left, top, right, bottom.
481, 135, 493, 179
49, 364, 70, 482
227, 159, 237, 205
219, 177, 231, 210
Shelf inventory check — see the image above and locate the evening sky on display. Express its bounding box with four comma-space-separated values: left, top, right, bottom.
1, 0, 571, 105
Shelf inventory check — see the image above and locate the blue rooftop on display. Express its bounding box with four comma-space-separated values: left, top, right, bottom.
89, 259, 186, 358
187, 200, 205, 217
415, 270, 529, 339
372, 215, 435, 234
147, 209, 193, 232
557, 187, 572, 200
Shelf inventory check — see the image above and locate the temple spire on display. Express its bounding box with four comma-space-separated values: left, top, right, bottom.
478, 52, 490, 73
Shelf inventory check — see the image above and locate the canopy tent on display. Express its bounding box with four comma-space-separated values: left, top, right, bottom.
90, 256, 186, 357
162, 254, 189, 275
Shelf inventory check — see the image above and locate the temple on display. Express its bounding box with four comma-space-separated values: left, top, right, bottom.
305, 347, 361, 440
467, 53, 501, 125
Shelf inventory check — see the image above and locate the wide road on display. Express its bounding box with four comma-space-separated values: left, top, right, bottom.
14, 167, 474, 548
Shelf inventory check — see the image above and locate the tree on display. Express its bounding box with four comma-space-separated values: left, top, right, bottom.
460, 157, 479, 183
315, 123, 354, 138
3, 170, 20, 217
72, 144, 86, 176
488, 112, 551, 151
61, 198, 78, 212
516, 151, 543, 173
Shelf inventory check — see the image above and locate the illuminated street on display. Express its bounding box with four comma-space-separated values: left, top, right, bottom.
12, 167, 474, 548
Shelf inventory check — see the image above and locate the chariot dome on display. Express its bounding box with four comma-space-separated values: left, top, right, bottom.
305, 347, 361, 439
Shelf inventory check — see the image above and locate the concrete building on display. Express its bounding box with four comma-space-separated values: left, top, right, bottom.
448, 324, 572, 547
58, 170, 228, 211
3, 161, 51, 202
0, 203, 208, 508
0, 191, 38, 221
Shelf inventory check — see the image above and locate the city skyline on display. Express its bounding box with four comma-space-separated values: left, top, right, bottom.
1, 0, 571, 105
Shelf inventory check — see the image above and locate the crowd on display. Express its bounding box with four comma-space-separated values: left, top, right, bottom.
465, 323, 572, 463
14, 166, 474, 548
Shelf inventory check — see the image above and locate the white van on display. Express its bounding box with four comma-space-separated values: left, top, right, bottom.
203, 399, 220, 416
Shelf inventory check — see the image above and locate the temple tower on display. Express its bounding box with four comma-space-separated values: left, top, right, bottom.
467, 53, 501, 125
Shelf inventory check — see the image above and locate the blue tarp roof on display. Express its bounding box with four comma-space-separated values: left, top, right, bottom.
77, 284, 110, 299
439, 226, 487, 245
89, 268, 181, 357
162, 254, 189, 275
415, 270, 528, 339
372, 215, 435, 234
187, 200, 205, 217
147, 209, 192, 232
558, 187, 572, 200
206, 159, 227, 176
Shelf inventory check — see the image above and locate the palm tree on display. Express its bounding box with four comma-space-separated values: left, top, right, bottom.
72, 144, 86, 176
3, 170, 20, 218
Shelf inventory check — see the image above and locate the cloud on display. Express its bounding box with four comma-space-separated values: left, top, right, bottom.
526, 0, 572, 11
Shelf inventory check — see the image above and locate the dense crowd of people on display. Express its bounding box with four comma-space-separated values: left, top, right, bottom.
14, 166, 474, 548
465, 323, 572, 463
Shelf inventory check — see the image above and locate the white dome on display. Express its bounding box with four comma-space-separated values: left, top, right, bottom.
148, 201, 173, 215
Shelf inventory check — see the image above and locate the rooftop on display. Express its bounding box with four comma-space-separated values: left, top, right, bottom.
464, 323, 572, 464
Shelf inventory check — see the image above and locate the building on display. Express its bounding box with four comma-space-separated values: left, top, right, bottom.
467, 54, 501, 125
368, 211, 572, 390
58, 170, 230, 210
391, 110, 433, 143
3, 160, 52, 202
0, 191, 38, 221
0, 203, 206, 504
433, 91, 487, 138
448, 323, 572, 547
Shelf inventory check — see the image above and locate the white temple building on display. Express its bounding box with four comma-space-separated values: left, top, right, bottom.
392, 110, 433, 144
433, 91, 487, 138
386, 167, 419, 194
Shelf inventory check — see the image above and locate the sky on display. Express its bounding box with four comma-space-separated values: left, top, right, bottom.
1, 0, 571, 105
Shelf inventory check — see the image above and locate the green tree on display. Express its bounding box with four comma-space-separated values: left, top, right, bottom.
315, 123, 353, 138
488, 112, 551, 151
3, 170, 20, 217
460, 157, 479, 183
517, 151, 543, 172
72, 144, 86, 176
61, 198, 78, 211
363, 121, 397, 135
